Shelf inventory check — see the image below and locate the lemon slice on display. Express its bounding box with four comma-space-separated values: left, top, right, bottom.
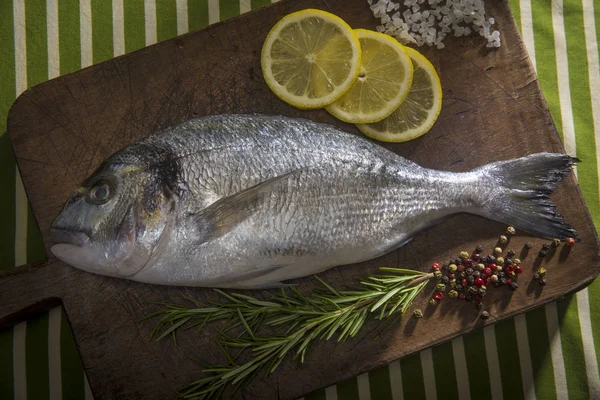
261, 9, 361, 109
325, 29, 414, 124
357, 47, 442, 142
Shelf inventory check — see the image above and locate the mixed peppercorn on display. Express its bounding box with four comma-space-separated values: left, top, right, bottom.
423, 226, 577, 319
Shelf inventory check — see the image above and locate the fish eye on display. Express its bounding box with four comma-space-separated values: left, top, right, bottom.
87, 182, 112, 204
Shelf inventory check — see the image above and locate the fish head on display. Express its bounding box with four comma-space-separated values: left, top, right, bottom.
50, 160, 174, 279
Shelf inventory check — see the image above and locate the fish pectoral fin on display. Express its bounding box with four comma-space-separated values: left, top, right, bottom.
191, 169, 305, 243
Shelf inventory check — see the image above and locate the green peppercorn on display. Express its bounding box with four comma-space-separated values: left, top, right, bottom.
448, 290, 458, 299
459, 251, 469, 259
513, 258, 521, 265
553, 238, 561, 247
538, 267, 547, 276
449, 279, 457, 288
478, 288, 487, 296
499, 235, 508, 244
496, 257, 504, 266
436, 283, 447, 292
491, 275, 499, 283
429, 298, 438, 306
494, 247, 502, 255
496, 265, 503, 271
434, 270, 443, 279
413, 309, 424, 319
468, 286, 478, 294
506, 226, 516, 235
448, 264, 457, 273
477, 263, 485, 271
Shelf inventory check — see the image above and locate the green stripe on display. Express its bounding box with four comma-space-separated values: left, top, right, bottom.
219, 0, 240, 22
368, 365, 393, 399
156, 0, 177, 42
508, 0, 521, 33
124, 0, 145, 53
526, 307, 556, 399
92, 0, 113, 64
0, 0, 16, 270
463, 330, 492, 398
495, 318, 524, 399
0, 327, 14, 399
400, 352, 426, 398
25, 0, 48, 88
0, 134, 16, 270
251, 0, 271, 10
556, 297, 589, 398
58, 0, 81, 75
61, 309, 85, 399
532, 0, 563, 139
188, 0, 209, 31
336, 376, 359, 400
431, 342, 459, 400
26, 312, 49, 400
304, 388, 326, 400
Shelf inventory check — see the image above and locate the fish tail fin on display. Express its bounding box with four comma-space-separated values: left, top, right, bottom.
476, 152, 579, 241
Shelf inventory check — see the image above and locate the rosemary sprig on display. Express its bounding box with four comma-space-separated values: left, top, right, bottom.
145, 268, 433, 400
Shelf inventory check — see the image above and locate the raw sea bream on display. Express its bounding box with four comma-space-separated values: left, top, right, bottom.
49, 115, 577, 289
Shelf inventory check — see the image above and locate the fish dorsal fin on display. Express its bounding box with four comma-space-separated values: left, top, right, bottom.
191, 169, 304, 243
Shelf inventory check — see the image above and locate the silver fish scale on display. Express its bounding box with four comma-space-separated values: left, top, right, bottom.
132, 115, 475, 287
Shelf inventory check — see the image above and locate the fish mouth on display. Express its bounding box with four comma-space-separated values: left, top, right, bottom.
49, 228, 90, 247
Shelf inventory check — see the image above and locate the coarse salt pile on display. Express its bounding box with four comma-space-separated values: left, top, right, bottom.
367, 0, 501, 49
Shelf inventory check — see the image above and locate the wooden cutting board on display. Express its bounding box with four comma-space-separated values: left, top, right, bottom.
2, 0, 599, 399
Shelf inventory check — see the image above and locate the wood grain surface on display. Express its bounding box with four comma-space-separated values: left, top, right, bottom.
2, 0, 599, 399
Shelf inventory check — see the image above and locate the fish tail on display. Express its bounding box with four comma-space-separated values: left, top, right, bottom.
476, 152, 579, 241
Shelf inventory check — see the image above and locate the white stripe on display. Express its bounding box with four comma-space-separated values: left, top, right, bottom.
483, 325, 503, 400
85, 374, 94, 400
80, 0, 92, 67
13, 322, 27, 400
208, 0, 219, 24
577, 289, 600, 394
47, 0, 59, 79
545, 302, 568, 399
420, 349, 436, 400
519, 0, 536, 70
389, 360, 403, 400
325, 385, 338, 400
48, 307, 62, 400
112, 0, 125, 56
144, 0, 157, 46
176, 0, 189, 35
551, 0, 577, 160
583, 0, 600, 202
357, 372, 371, 400
514, 314, 536, 400
14, 0, 27, 268
240, 0, 251, 13
452, 337, 470, 400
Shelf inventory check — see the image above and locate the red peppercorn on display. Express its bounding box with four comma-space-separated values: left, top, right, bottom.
472, 254, 481, 261
516, 266, 523, 274
566, 238, 576, 247
448, 273, 455, 279
462, 279, 468, 286
488, 263, 496, 269
474, 278, 484, 287
457, 265, 463, 272
506, 278, 512, 285
484, 267, 492, 276
459, 293, 466, 300
433, 292, 444, 301
462, 258, 473, 266
432, 262, 441, 271
485, 277, 491, 286
474, 294, 484, 302
505, 266, 515, 274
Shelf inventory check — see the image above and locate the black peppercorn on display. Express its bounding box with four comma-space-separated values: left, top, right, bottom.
487, 255, 496, 263
539, 279, 547, 286
525, 242, 533, 249
533, 273, 540, 280
542, 243, 551, 250
476, 302, 484, 310
455, 284, 463, 292
465, 294, 473, 302
478, 288, 487, 296
475, 244, 484, 253
500, 278, 507, 285
498, 271, 505, 278
480, 255, 489, 263
507, 250, 516, 258
455, 258, 462, 265
539, 250, 548, 258
466, 267, 474, 275
467, 276, 475, 285
505, 258, 513, 266
468, 286, 478, 294
481, 311, 490, 319
473, 271, 481, 279
509, 282, 519, 291
493, 281, 500, 287
458, 272, 466, 280
442, 276, 450, 284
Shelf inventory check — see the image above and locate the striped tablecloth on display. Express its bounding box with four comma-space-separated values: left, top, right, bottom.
1, 1, 599, 399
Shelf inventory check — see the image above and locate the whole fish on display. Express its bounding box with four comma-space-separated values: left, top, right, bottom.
50, 114, 577, 288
